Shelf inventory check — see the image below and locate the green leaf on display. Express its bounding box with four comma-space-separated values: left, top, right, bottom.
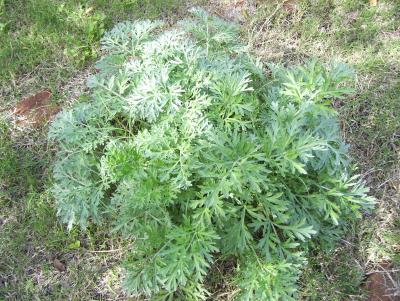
68, 240, 81, 250
49, 10, 374, 300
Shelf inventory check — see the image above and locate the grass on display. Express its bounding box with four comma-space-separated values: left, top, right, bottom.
0, 0, 399, 300
0, 0, 187, 107
0, 191, 129, 300
0, 118, 133, 299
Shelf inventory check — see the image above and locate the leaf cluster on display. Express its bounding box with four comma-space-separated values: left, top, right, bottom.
49, 8, 374, 300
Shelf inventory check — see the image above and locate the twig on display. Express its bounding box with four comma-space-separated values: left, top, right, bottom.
88, 248, 124, 253
365, 269, 400, 275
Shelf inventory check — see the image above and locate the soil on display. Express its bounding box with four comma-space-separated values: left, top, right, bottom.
365, 262, 400, 301
13, 90, 60, 127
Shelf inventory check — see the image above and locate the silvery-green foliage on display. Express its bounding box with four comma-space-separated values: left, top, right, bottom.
49, 8, 374, 301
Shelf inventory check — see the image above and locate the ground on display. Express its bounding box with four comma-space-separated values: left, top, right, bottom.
0, 0, 399, 300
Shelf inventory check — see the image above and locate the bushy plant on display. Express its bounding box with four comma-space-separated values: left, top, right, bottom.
49, 8, 374, 300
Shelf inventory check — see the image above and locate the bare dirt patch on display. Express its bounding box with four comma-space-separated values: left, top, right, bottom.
365, 262, 400, 301
13, 90, 60, 128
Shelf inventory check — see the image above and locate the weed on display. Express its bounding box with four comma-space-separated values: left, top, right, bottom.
246, 0, 400, 298
0, 1, 189, 300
